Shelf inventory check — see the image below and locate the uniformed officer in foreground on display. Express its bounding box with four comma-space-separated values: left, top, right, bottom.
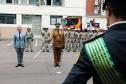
63, 0, 126, 83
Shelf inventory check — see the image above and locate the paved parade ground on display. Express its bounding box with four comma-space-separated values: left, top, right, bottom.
0, 39, 93, 84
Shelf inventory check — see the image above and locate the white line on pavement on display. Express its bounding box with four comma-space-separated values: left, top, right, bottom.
33, 50, 41, 59
7, 42, 13, 47
57, 71, 62, 74
35, 39, 38, 47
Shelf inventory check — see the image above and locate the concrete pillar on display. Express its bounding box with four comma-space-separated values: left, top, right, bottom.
82, 16, 86, 30
42, 15, 50, 28
16, 14, 22, 26
18, 0, 21, 4
82, 0, 86, 30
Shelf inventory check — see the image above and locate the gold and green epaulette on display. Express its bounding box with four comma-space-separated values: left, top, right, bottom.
85, 37, 125, 84
83, 33, 104, 45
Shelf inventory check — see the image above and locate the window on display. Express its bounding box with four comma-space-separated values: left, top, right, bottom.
22, 15, 41, 24
50, 16, 62, 25
94, 0, 101, 15
0, 0, 4, 4
22, 15, 32, 24
14, 0, 18, 4
53, 0, 61, 6
46, 0, 51, 5
0, 14, 16, 24
29, 0, 36, 5
94, 5, 99, 15
29, 0, 39, 5
6, 0, 12, 3
21, 0, 27, 4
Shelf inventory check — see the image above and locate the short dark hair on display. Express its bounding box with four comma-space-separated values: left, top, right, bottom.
103, 0, 126, 20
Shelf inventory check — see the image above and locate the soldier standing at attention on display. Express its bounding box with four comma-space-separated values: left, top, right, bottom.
79, 30, 84, 50
69, 28, 75, 52
64, 28, 68, 50
25, 28, 34, 52
41, 28, 50, 52
77, 29, 81, 50
73, 29, 78, 52
50, 23, 65, 67
63, 0, 126, 83
66, 28, 71, 52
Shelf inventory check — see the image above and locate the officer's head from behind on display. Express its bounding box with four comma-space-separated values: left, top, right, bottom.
103, 0, 126, 26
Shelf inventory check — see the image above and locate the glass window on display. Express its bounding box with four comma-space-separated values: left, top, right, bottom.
53, 0, 61, 6
21, 0, 27, 4
50, 16, 56, 25
14, 0, 18, 4
0, 14, 16, 24
22, 15, 32, 24
50, 16, 62, 25
22, 15, 41, 24
57, 16, 62, 24
94, 0, 101, 15
29, 0, 36, 4
6, 0, 12, 3
46, 0, 51, 5
0, 0, 4, 4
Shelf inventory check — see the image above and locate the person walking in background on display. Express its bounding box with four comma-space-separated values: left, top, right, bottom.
13, 26, 26, 67
25, 28, 34, 52
50, 23, 65, 67
63, 0, 126, 83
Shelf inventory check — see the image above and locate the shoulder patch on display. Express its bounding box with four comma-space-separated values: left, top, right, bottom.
83, 33, 104, 44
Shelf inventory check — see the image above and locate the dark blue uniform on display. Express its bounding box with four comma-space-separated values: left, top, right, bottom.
63, 23, 126, 84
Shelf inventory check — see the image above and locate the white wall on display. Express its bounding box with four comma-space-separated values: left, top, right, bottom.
42, 15, 50, 28
65, 0, 85, 8
86, 17, 107, 30
0, 4, 85, 16
16, 14, 22, 25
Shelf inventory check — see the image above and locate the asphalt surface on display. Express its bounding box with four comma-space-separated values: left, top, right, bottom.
0, 39, 93, 84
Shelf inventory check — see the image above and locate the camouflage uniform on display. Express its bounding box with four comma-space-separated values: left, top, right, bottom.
69, 29, 75, 52
25, 28, 34, 52
41, 28, 50, 52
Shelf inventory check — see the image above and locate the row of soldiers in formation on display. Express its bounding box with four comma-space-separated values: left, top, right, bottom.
41, 28, 103, 52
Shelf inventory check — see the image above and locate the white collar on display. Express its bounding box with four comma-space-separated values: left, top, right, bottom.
109, 21, 126, 28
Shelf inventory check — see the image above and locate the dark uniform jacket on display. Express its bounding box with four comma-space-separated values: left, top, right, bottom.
63, 22, 126, 84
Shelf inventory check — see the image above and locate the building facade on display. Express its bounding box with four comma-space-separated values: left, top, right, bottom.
86, 0, 107, 30
0, 0, 86, 39
86, 0, 105, 16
